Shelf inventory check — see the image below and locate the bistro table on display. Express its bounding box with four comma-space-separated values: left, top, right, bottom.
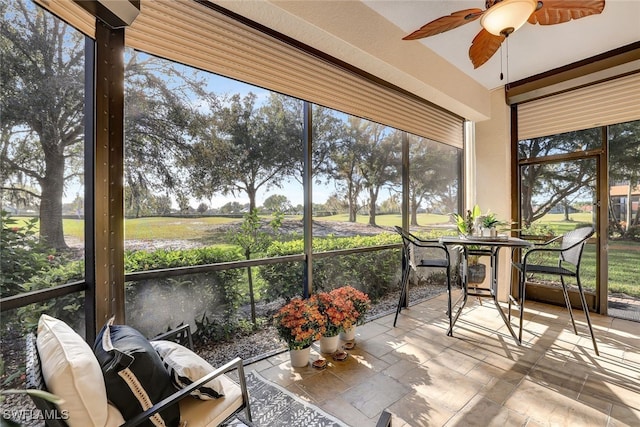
439, 235, 533, 344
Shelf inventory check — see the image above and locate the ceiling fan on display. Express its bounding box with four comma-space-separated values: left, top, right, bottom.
404, 0, 606, 69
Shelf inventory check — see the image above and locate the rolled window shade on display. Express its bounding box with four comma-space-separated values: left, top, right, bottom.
518, 72, 640, 140
34, 0, 96, 38
34, 0, 464, 147
124, 0, 463, 148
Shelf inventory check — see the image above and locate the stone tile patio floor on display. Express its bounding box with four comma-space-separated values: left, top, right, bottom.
246, 291, 640, 426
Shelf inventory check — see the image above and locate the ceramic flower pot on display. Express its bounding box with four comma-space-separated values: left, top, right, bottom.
319, 334, 340, 353
467, 263, 487, 284
289, 346, 311, 367
340, 326, 356, 341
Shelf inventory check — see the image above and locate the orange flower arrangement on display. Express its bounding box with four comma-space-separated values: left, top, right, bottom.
274, 298, 326, 350
313, 291, 356, 337
330, 285, 371, 326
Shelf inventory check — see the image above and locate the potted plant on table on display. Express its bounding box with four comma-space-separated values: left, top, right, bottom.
479, 212, 501, 237
452, 204, 482, 237
451, 205, 490, 283
274, 297, 326, 367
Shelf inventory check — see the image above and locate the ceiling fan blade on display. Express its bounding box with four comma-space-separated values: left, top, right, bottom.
469, 29, 505, 69
403, 8, 484, 40
528, 0, 605, 25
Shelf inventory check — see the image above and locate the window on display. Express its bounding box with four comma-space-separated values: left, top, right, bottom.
1, 1, 86, 315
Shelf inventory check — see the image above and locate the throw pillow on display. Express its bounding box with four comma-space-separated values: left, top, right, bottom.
36, 314, 109, 427
150, 340, 224, 400
94, 318, 180, 427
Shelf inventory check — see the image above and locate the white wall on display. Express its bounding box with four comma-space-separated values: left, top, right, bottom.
474, 88, 513, 301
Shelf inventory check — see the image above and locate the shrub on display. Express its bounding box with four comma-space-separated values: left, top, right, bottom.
17, 260, 85, 333
626, 225, 640, 241
260, 233, 401, 302
124, 246, 244, 338
0, 211, 54, 298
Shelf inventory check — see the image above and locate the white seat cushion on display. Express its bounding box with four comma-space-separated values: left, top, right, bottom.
150, 340, 224, 400
36, 314, 111, 427
178, 375, 243, 427
105, 404, 125, 427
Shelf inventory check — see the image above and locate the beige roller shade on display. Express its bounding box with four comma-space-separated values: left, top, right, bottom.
34, 0, 95, 38
518, 72, 640, 140
124, 0, 463, 148
34, 0, 463, 147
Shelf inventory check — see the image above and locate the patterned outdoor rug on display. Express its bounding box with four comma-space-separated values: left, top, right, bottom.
224, 370, 349, 427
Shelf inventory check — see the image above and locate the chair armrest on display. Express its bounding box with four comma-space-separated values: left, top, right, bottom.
533, 234, 563, 247
120, 357, 246, 427
522, 246, 563, 265
152, 324, 193, 349
405, 231, 449, 252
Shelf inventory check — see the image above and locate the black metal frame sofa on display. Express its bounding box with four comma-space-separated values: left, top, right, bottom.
26, 315, 252, 427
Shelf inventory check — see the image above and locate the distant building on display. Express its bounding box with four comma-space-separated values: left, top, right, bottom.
610, 184, 640, 224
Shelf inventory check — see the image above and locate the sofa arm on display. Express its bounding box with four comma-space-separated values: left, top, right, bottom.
152, 324, 193, 349
120, 357, 251, 427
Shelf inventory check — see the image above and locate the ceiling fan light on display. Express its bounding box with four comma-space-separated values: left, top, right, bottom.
480, 0, 537, 36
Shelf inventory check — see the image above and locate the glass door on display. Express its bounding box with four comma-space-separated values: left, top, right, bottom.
519, 157, 599, 309
607, 120, 640, 321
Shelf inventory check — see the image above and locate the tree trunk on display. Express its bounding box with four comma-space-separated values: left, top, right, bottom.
39, 151, 68, 250
247, 187, 257, 213
245, 246, 256, 324
410, 195, 419, 226
563, 202, 570, 221
246, 265, 256, 324
347, 181, 357, 222
626, 183, 632, 230
368, 188, 378, 226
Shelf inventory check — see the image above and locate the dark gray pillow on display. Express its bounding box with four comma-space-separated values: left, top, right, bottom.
93, 318, 180, 427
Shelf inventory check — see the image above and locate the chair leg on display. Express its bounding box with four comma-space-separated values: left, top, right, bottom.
518, 270, 526, 343
575, 277, 600, 356
560, 276, 578, 335
394, 264, 410, 327
448, 266, 469, 337
446, 268, 453, 337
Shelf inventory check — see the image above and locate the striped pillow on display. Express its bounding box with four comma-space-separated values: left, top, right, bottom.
94, 318, 180, 427
150, 340, 224, 400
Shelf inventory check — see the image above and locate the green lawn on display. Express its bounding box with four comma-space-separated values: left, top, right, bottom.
529, 214, 639, 297
318, 212, 451, 226
535, 212, 594, 234
123, 216, 240, 240
12, 216, 241, 241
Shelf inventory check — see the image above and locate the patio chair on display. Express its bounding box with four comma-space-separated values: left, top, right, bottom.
511, 226, 599, 355
26, 316, 253, 427
393, 226, 452, 330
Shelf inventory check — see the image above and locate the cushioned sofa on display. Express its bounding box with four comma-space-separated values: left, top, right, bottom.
26, 315, 252, 427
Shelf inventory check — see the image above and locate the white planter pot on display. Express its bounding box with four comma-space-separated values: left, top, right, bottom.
319, 334, 340, 353
289, 346, 311, 367
340, 327, 356, 341
481, 227, 497, 237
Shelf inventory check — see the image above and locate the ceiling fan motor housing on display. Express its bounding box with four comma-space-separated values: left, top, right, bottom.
480, 0, 538, 36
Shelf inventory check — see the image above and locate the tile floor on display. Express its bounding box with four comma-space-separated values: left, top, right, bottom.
245, 291, 640, 426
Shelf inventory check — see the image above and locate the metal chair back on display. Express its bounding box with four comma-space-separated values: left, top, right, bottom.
560, 226, 595, 267
393, 226, 449, 269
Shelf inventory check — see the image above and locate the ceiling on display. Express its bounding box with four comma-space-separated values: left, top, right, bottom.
364, 0, 640, 89
217, 0, 639, 120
